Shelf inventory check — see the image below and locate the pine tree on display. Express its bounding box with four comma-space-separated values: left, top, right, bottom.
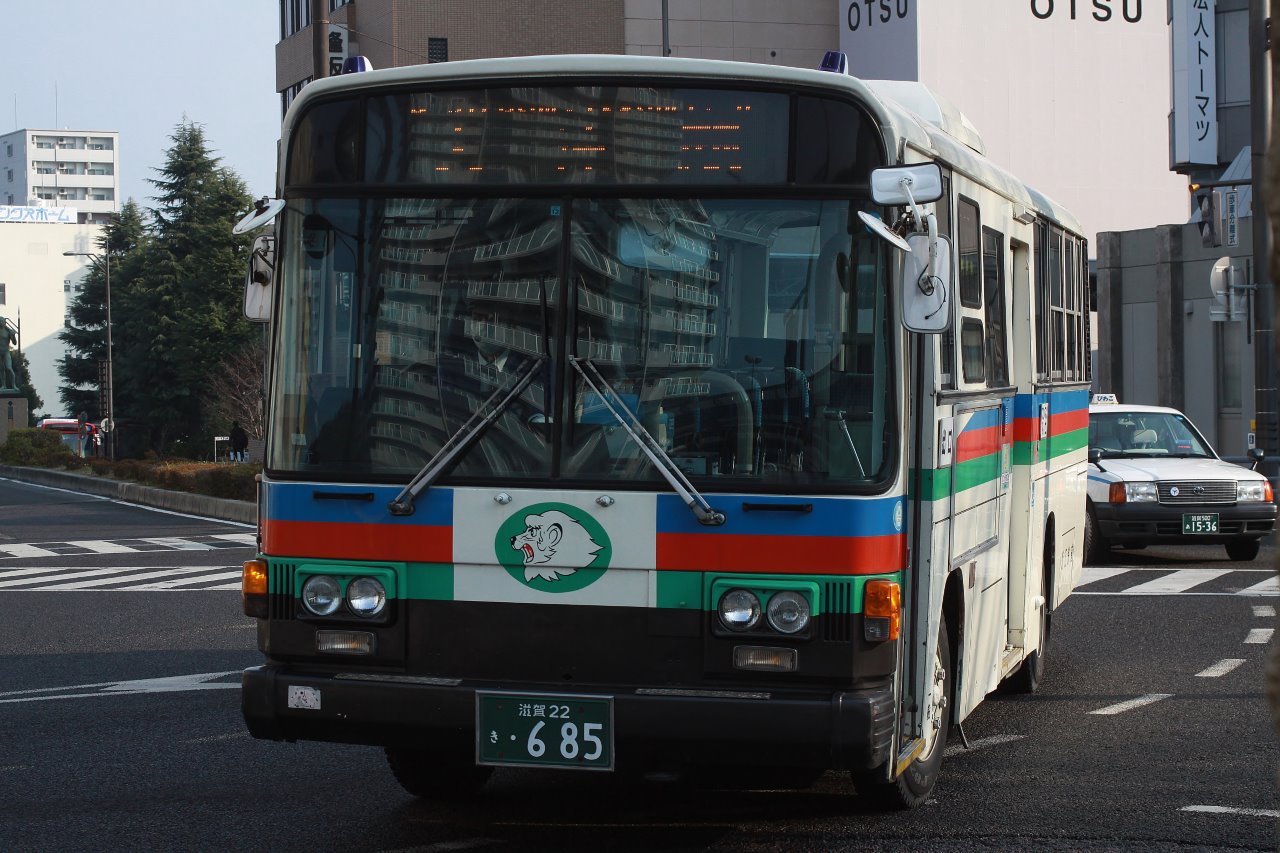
57, 200, 147, 423
122, 121, 255, 454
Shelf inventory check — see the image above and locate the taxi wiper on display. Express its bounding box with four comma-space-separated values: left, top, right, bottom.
388, 356, 546, 516
569, 357, 726, 527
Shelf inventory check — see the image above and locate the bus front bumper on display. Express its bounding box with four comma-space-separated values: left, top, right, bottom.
242, 665, 896, 772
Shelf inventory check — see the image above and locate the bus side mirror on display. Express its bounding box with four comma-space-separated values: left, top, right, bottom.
901, 229, 951, 334
244, 234, 275, 323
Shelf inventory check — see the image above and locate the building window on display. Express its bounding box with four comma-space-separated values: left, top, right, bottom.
282, 0, 311, 38
428, 38, 449, 64
4, 169, 11, 182
0, 283, 6, 304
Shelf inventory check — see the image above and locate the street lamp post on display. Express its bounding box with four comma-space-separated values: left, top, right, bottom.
63, 250, 114, 460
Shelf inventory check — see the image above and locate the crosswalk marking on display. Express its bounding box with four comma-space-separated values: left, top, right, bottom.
1238, 576, 1280, 596
127, 570, 245, 590
1121, 569, 1230, 595
0, 536, 252, 561
1076, 567, 1278, 596
0, 544, 60, 559
34, 565, 239, 591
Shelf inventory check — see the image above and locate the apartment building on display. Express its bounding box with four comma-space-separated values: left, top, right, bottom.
0, 129, 120, 225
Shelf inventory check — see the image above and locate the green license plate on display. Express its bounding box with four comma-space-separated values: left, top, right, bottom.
1183, 513, 1219, 534
476, 691, 614, 770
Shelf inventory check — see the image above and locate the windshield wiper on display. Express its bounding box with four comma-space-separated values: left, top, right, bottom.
569, 357, 726, 527
388, 356, 546, 516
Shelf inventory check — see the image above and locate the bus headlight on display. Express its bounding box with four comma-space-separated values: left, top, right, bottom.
718, 589, 761, 631
301, 575, 342, 616
766, 591, 811, 634
345, 577, 387, 617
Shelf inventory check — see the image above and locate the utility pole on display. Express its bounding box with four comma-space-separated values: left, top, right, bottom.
1250, 0, 1276, 485
312, 0, 328, 83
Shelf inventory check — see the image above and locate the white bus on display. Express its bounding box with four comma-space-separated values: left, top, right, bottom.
238, 53, 1089, 809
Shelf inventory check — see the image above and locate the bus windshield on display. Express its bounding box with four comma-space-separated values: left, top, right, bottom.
267, 85, 894, 490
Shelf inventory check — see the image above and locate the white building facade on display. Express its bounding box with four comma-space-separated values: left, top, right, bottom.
0, 127, 120, 418
0, 217, 104, 417
0, 129, 119, 225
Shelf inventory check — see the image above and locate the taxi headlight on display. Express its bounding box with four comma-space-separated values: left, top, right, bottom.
301, 575, 342, 616
1125, 482, 1159, 503
766, 591, 811, 635
718, 589, 761, 631
345, 576, 387, 617
1238, 480, 1268, 502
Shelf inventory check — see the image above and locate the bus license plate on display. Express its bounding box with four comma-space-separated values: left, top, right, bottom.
1183, 513, 1219, 534
476, 692, 614, 770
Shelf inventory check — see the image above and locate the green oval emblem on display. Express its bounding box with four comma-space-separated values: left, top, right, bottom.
495, 502, 612, 593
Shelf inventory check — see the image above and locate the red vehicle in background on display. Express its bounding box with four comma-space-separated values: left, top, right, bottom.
36, 418, 99, 458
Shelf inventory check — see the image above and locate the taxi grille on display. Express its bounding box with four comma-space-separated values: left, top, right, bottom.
1158, 481, 1234, 505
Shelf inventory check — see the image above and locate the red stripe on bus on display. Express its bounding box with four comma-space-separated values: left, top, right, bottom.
1012, 409, 1088, 443
656, 533, 906, 574
955, 425, 1001, 463
262, 520, 453, 562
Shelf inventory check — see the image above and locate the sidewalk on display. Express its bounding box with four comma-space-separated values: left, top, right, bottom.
0, 464, 255, 525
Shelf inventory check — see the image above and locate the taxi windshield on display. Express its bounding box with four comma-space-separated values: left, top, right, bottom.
1089, 411, 1214, 459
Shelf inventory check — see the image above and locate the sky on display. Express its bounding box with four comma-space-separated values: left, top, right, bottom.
3, 0, 280, 208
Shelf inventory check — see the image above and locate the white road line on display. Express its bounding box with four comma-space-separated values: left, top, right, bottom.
33, 565, 240, 591
1238, 576, 1280, 596
1077, 566, 1129, 586
0, 671, 240, 704
0, 565, 161, 587
1195, 659, 1245, 678
944, 734, 1026, 758
126, 570, 243, 590
139, 537, 216, 551
212, 533, 256, 544
1181, 805, 1280, 819
1121, 569, 1229, 595
0, 544, 60, 558
182, 731, 250, 744
1090, 694, 1173, 715
74, 540, 143, 554
1244, 628, 1274, 644
1254, 605, 1276, 618
203, 582, 243, 591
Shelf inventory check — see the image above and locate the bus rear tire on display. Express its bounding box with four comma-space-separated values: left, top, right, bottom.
851, 624, 952, 810
385, 747, 492, 799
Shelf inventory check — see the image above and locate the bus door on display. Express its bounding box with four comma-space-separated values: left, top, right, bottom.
943, 398, 1012, 715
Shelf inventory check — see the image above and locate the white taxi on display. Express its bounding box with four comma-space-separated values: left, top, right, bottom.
1085, 395, 1276, 564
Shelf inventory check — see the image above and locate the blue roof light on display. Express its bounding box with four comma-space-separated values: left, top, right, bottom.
819, 51, 848, 74
341, 55, 374, 74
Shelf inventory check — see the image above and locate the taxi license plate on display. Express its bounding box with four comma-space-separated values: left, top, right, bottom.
476, 691, 614, 770
1183, 513, 1219, 534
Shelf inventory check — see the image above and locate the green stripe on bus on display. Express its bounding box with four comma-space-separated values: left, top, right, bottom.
1011, 427, 1088, 465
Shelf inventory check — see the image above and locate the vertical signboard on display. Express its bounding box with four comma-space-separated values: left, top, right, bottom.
839, 0, 919, 81
1170, 0, 1217, 168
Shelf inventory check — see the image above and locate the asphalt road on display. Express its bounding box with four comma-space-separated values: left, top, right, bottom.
0, 475, 1276, 851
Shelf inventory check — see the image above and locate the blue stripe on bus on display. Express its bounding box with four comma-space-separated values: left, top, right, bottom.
263, 482, 454, 526
1013, 388, 1090, 418
656, 493, 904, 537
959, 407, 1003, 432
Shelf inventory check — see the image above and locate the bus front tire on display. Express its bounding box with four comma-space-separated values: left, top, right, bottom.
851, 624, 952, 810
385, 747, 492, 799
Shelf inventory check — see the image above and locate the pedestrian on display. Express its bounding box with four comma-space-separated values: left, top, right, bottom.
229, 421, 249, 463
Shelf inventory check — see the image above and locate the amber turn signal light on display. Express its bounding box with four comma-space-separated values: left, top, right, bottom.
863, 579, 901, 642
243, 559, 268, 618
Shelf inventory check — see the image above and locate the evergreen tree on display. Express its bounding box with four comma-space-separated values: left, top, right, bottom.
57, 201, 147, 423
123, 121, 255, 454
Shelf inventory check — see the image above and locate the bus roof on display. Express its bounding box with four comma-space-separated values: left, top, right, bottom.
283, 54, 1084, 238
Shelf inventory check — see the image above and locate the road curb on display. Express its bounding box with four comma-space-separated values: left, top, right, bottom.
0, 465, 255, 525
